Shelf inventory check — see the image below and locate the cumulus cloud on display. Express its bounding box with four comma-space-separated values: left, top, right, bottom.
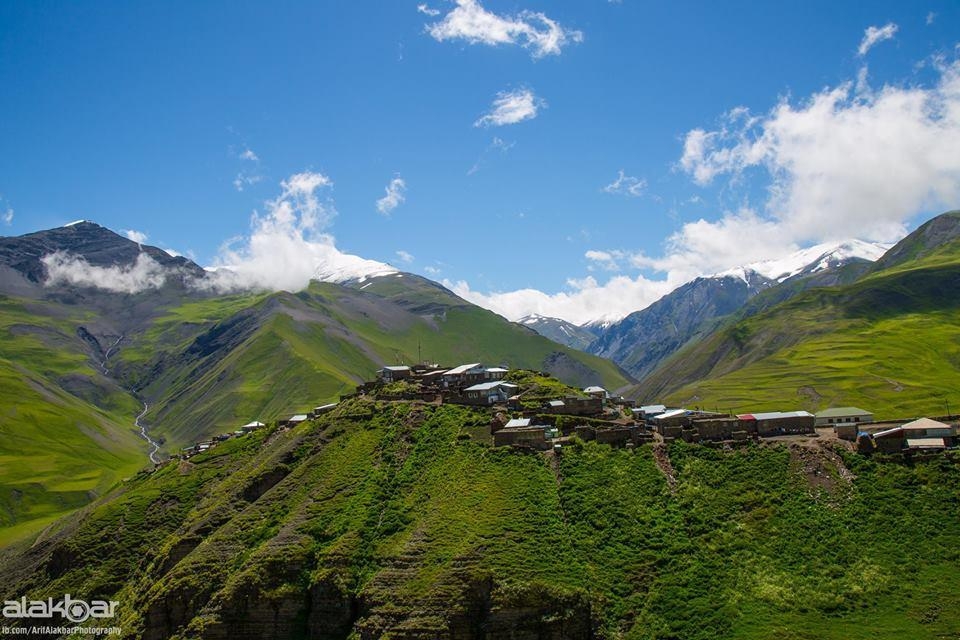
425, 0, 582, 59
396, 250, 415, 264
858, 22, 898, 57
603, 170, 646, 197
124, 229, 148, 244
42, 251, 171, 294
678, 57, 960, 244
475, 88, 544, 127
376, 177, 407, 215
453, 56, 960, 325
447, 274, 678, 326
239, 148, 259, 162
2, 207, 12, 226
203, 171, 395, 293
417, 3, 440, 17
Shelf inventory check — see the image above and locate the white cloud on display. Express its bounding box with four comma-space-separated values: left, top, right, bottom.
603, 170, 646, 197
425, 0, 582, 59
468, 136, 515, 175
42, 251, 171, 294
2, 207, 12, 226
926, 12, 936, 25
858, 22, 898, 57
376, 177, 407, 215
475, 88, 544, 127
447, 274, 678, 326
423, 265, 442, 276
417, 3, 440, 17
124, 229, 148, 244
239, 148, 259, 162
233, 172, 264, 192
396, 250, 415, 264
203, 171, 396, 293
452, 56, 960, 326
678, 58, 960, 245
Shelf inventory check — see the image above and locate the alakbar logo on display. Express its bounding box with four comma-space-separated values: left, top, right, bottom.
2, 595, 118, 624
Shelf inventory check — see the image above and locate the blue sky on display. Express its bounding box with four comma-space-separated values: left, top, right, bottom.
2, 1, 959, 323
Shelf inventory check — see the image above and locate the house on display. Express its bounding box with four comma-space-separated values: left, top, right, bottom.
690, 417, 742, 441
544, 399, 566, 413
873, 426, 905, 453
583, 386, 608, 400
484, 367, 509, 381
281, 414, 309, 427
378, 365, 412, 383
815, 407, 874, 429
560, 396, 604, 416
651, 409, 691, 432
494, 422, 548, 449
461, 381, 519, 406
442, 363, 486, 388
313, 402, 338, 415
637, 404, 667, 419
240, 421, 265, 433
901, 417, 956, 439
737, 411, 815, 437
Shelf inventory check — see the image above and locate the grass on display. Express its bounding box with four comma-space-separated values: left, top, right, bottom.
640, 247, 960, 419
0, 297, 145, 546
3, 402, 958, 639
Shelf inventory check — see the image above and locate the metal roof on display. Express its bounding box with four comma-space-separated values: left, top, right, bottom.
653, 409, 689, 420
382, 365, 411, 372
873, 426, 903, 438
241, 421, 265, 428
443, 363, 483, 375
583, 386, 607, 393
741, 411, 814, 420
548, 400, 565, 407
504, 418, 531, 429
485, 367, 510, 373
901, 418, 952, 431
288, 414, 309, 422
639, 404, 667, 414
815, 406, 872, 418
465, 381, 512, 391
906, 437, 948, 449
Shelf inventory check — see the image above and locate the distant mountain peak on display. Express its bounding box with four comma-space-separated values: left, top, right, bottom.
518, 314, 597, 351
714, 239, 890, 284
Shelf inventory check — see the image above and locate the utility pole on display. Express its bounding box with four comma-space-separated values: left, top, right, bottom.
418, 340, 422, 365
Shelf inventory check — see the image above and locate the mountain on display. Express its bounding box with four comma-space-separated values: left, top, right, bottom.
0, 222, 630, 544
2, 398, 959, 639
585, 240, 888, 380
588, 270, 773, 380
517, 313, 597, 350
631, 211, 960, 417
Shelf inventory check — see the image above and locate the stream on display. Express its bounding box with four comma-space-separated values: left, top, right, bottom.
136, 402, 162, 465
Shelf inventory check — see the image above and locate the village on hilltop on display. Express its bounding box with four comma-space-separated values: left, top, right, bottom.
176, 361, 959, 461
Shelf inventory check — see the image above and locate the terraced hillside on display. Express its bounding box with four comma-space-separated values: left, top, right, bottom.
2, 400, 958, 639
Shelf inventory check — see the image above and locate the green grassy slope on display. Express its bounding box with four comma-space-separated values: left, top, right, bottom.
634, 244, 960, 418
2, 403, 958, 639
117, 279, 629, 449
0, 297, 145, 546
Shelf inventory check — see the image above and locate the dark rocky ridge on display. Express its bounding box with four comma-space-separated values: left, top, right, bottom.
0, 220, 205, 283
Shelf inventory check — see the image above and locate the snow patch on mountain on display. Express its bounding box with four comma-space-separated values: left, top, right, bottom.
715, 240, 890, 284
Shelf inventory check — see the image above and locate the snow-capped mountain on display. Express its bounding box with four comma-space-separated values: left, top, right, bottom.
715, 240, 890, 285
518, 314, 598, 351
